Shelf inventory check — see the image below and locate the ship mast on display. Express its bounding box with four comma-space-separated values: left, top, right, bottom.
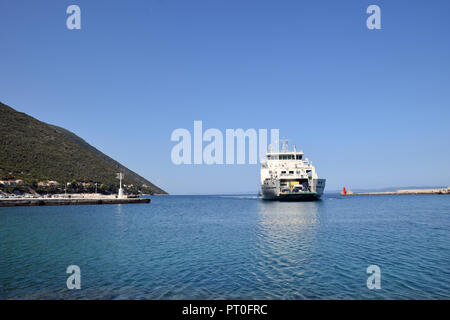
281, 138, 288, 152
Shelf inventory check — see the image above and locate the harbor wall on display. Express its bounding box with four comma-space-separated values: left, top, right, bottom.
342, 187, 450, 196
0, 197, 150, 207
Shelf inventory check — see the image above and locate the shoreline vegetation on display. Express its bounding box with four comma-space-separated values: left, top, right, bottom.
0, 102, 167, 196
0, 180, 149, 198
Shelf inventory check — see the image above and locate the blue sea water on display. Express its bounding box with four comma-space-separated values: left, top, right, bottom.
0, 194, 449, 299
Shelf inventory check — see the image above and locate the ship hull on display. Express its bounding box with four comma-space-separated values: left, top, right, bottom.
261, 178, 326, 202
262, 192, 322, 201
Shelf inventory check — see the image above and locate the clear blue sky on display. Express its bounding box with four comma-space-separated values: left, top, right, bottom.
1, 0, 449, 194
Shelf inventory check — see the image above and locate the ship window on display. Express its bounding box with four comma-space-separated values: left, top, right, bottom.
296, 170, 301, 174
289, 171, 294, 174
281, 171, 286, 174
296, 155, 302, 160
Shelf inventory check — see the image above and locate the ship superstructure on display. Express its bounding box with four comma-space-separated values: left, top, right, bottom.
260, 140, 326, 201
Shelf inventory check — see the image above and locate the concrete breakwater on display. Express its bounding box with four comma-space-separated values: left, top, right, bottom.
0, 197, 150, 207
342, 187, 450, 196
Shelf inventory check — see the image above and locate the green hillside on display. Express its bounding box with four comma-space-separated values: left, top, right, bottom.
0, 102, 167, 195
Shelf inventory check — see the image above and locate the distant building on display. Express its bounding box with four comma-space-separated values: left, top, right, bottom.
37, 181, 59, 187
0, 179, 24, 186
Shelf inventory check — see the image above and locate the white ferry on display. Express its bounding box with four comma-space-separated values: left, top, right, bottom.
260, 140, 326, 201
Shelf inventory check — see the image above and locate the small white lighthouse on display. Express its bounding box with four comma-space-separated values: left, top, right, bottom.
116, 172, 125, 199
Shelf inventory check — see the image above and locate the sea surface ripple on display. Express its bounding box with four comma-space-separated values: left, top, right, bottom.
1, 194, 449, 299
